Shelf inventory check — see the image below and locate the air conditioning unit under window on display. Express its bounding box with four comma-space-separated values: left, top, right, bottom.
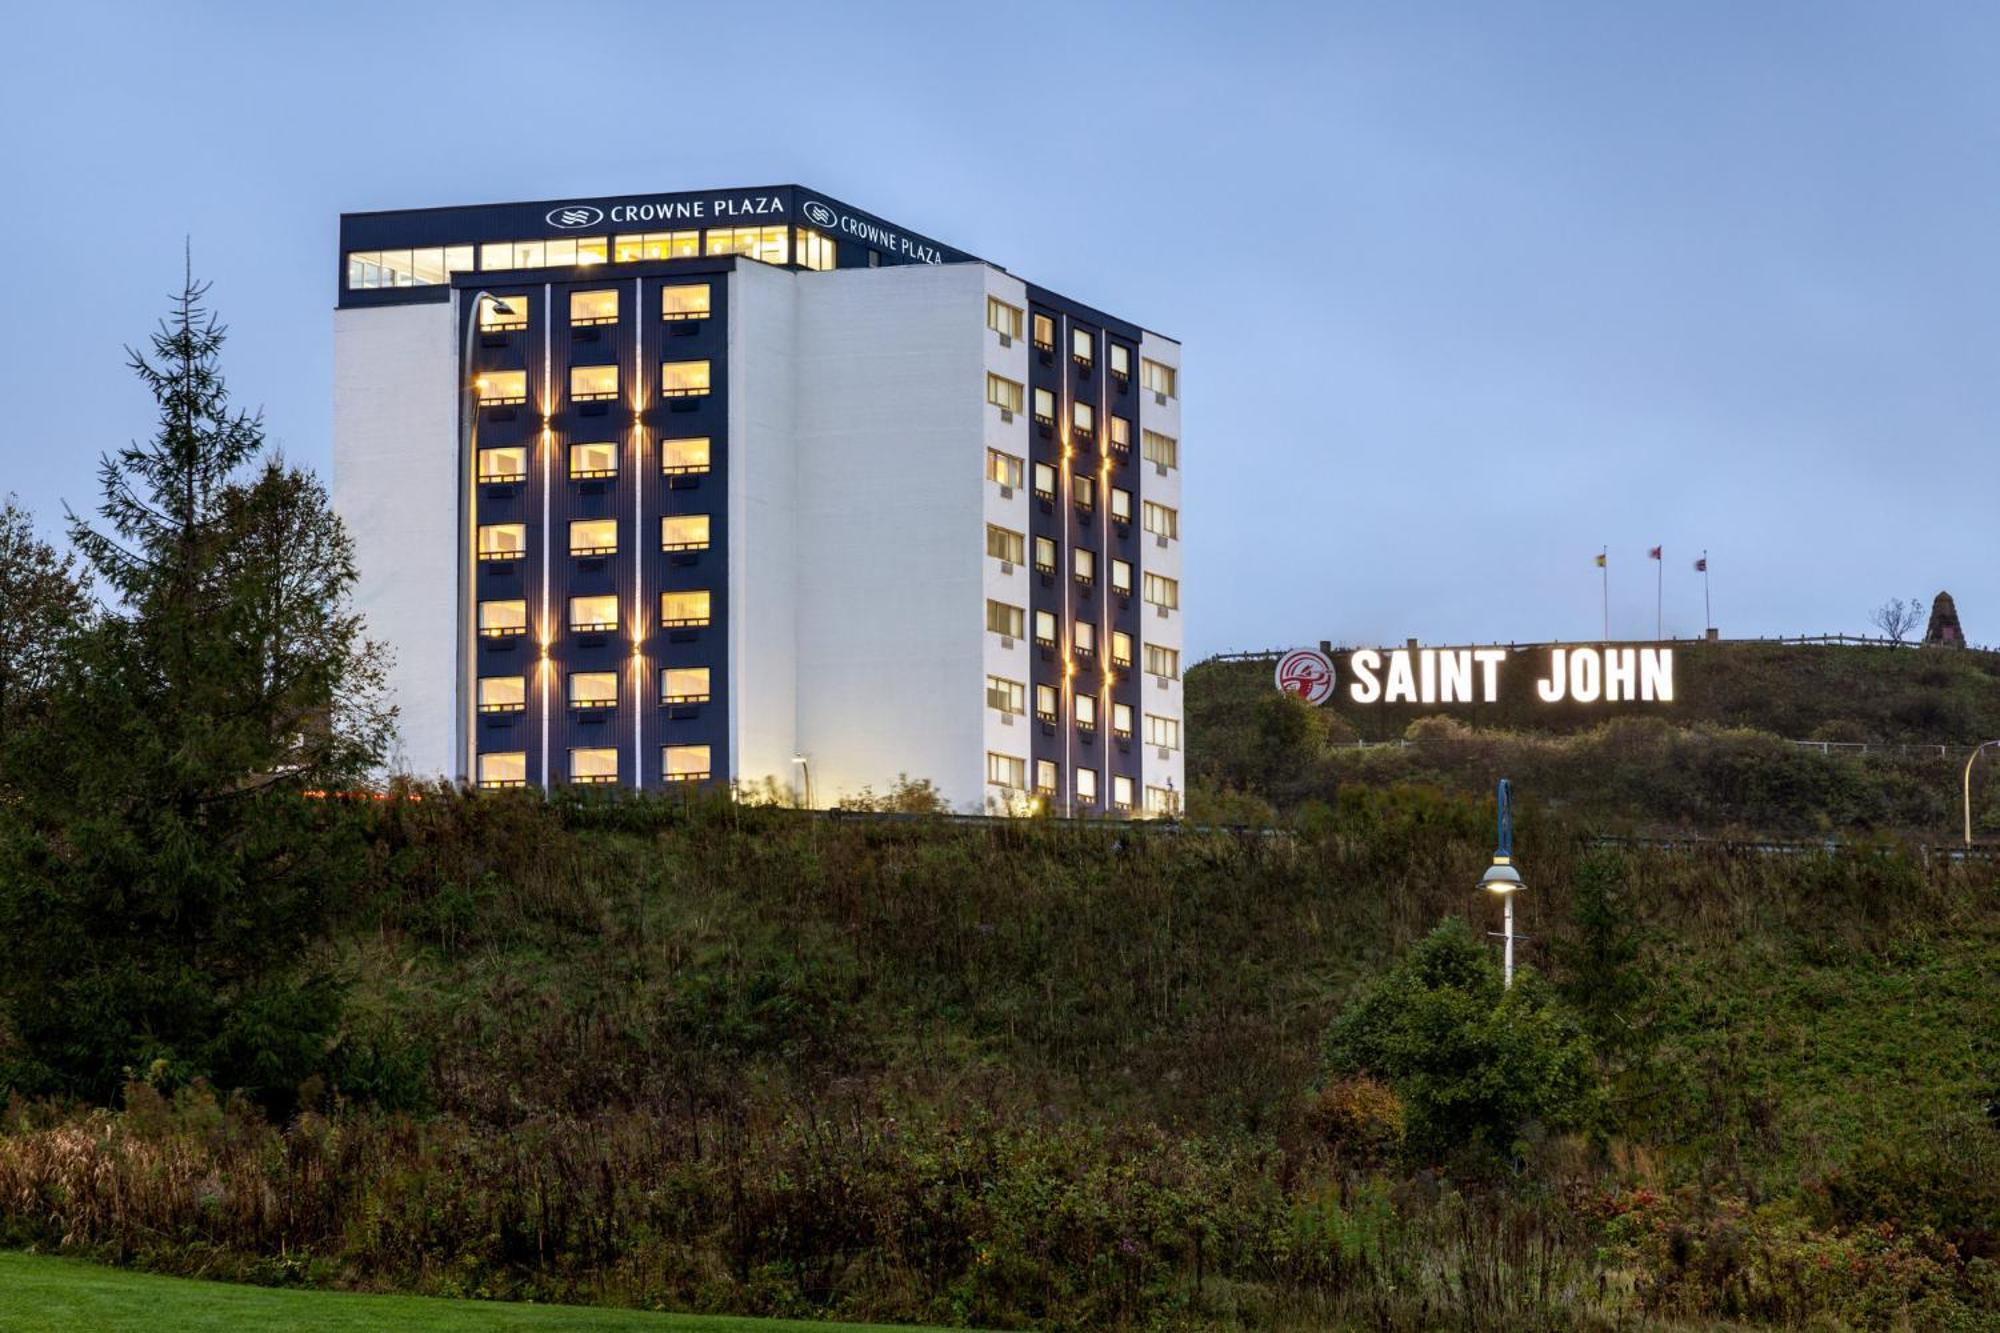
1156, 604, 1169, 618
1154, 461, 1168, 477
1000, 408, 1014, 422
999, 560, 1013, 575
998, 332, 1012, 347
998, 484, 1013, 499
1000, 635, 1014, 650
1154, 391, 1167, 405
1156, 534, 1168, 548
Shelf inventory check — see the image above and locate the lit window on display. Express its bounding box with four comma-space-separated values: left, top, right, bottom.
986, 675, 1025, 715
1113, 703, 1133, 738
661, 285, 711, 320
1073, 475, 1096, 511
986, 599, 1025, 639
1076, 694, 1097, 729
1074, 620, 1096, 654
1035, 685, 1058, 724
1034, 610, 1057, 647
986, 524, 1025, 565
986, 373, 1024, 414
795, 227, 836, 271
1113, 775, 1134, 811
1075, 766, 1098, 805
661, 666, 711, 704
476, 371, 528, 405
987, 297, 1024, 340
663, 744, 711, 782
479, 445, 527, 482
482, 240, 548, 271
660, 589, 712, 627
662, 437, 712, 474
569, 519, 617, 556
1031, 313, 1054, 351
706, 225, 788, 265
571, 364, 619, 403
577, 237, 610, 265
661, 514, 710, 551
352, 250, 418, 289
1073, 401, 1094, 436
661, 360, 711, 396
1111, 631, 1133, 667
1033, 388, 1056, 426
569, 672, 619, 710
569, 442, 618, 479
569, 594, 619, 633
986, 751, 1027, 790
1146, 785, 1180, 817
614, 231, 700, 261
1110, 487, 1132, 523
447, 245, 477, 277
1145, 714, 1181, 750
1074, 547, 1096, 585
1072, 326, 1094, 366
478, 523, 526, 559
987, 449, 1024, 488
1034, 536, 1056, 573
570, 747, 619, 784
571, 289, 618, 326
1035, 759, 1057, 794
1108, 415, 1131, 452
477, 751, 527, 789
408, 249, 447, 284
1145, 645, 1180, 679
1111, 559, 1132, 595
1110, 344, 1131, 379
479, 599, 528, 638
1142, 430, 1178, 470
1142, 358, 1177, 398
1032, 463, 1056, 501
1143, 502, 1179, 541
478, 675, 526, 714
1144, 574, 1179, 612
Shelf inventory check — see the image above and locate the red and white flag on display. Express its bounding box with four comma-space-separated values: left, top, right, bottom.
1694, 557, 1708, 572
1648, 545, 1663, 560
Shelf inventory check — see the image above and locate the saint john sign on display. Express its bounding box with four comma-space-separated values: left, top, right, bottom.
1276, 644, 1675, 706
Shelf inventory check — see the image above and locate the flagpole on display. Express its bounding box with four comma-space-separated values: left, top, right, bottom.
1703, 549, 1712, 632
1601, 546, 1608, 642
1656, 546, 1663, 640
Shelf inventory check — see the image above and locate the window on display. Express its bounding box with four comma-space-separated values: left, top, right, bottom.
1035, 759, 1058, 794
661, 514, 711, 551
661, 666, 711, 704
614, 231, 700, 261
1072, 401, 1094, 437
476, 371, 528, 405
569, 747, 619, 785
478, 675, 526, 714
706, 225, 788, 265
986, 599, 1025, 639
479, 445, 527, 482
1113, 775, 1134, 810
986, 373, 1024, 414
987, 751, 1027, 790
479, 297, 527, 331
1146, 785, 1180, 817
477, 751, 527, 789
1143, 502, 1179, 541
986, 675, 1025, 715
1075, 766, 1098, 805
569, 594, 619, 632
987, 296, 1023, 340
1074, 547, 1096, 586
1110, 343, 1131, 379
569, 441, 618, 479
570, 364, 619, 403
542, 236, 607, 267
1110, 487, 1132, 523
1033, 535, 1057, 574
1035, 684, 1058, 724
795, 227, 836, 271
1142, 358, 1177, 398
660, 360, 711, 396
986, 524, 1024, 565
479, 599, 528, 638
661, 284, 710, 320
1111, 630, 1133, 667
571, 289, 618, 326
663, 744, 711, 782
1075, 694, 1097, 729
1108, 415, 1131, 453
1034, 610, 1057, 647
1142, 430, 1178, 470
1032, 462, 1056, 501
987, 448, 1023, 489
660, 589, 712, 627
478, 523, 526, 559
1031, 313, 1054, 351
1146, 714, 1182, 750
1145, 644, 1181, 679
662, 436, 711, 474
1072, 326, 1094, 366
348, 249, 465, 290
1111, 559, 1132, 596
1074, 619, 1096, 655
568, 671, 618, 710
1144, 574, 1180, 612
1073, 474, 1096, 512
482, 240, 545, 271
1032, 387, 1055, 426
569, 518, 617, 556
1113, 702, 1133, 738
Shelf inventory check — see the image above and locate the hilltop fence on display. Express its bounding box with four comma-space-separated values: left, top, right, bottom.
1205, 632, 1999, 664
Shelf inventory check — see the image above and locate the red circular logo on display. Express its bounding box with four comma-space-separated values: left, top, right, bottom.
1275, 649, 1336, 705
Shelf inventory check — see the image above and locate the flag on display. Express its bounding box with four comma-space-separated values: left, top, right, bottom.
1694, 557, 1707, 572
1594, 552, 1606, 568
1648, 546, 1662, 560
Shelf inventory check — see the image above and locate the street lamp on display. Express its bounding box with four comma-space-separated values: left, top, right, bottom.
792, 754, 813, 810
1479, 777, 1524, 987
1965, 741, 1999, 849
457, 293, 516, 785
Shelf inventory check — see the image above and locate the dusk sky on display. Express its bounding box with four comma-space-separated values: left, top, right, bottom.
4, 2, 1995, 657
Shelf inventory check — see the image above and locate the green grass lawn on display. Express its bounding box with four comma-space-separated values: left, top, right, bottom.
0, 1251, 942, 1333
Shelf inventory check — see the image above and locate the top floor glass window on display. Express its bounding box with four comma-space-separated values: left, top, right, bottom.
795, 227, 836, 271
614, 231, 700, 261
706, 225, 788, 266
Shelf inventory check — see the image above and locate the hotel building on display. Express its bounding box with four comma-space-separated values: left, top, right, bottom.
333, 185, 1182, 814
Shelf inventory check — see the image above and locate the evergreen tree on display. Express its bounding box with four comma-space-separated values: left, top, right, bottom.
0, 496, 94, 763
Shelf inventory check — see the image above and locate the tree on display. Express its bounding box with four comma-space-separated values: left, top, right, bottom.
0, 497, 94, 760
1869, 596, 1924, 643
1325, 918, 1603, 1164
0, 271, 390, 1106
1550, 850, 1654, 1064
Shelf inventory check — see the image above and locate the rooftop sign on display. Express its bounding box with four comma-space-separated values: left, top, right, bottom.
1275, 644, 1675, 705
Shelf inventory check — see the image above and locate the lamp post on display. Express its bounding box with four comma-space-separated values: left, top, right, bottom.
1965, 741, 1999, 849
1479, 777, 1524, 987
792, 754, 814, 810
457, 292, 515, 785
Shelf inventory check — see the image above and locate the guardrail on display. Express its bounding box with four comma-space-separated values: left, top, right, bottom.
1203, 633, 1998, 662
1298, 736, 1982, 762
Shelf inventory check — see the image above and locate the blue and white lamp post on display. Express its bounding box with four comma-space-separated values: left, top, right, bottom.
1479, 778, 1525, 987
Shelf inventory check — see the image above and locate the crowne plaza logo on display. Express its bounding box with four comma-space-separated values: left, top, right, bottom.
545, 205, 606, 229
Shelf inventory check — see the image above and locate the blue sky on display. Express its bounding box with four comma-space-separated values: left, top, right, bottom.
3, 1, 1994, 655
